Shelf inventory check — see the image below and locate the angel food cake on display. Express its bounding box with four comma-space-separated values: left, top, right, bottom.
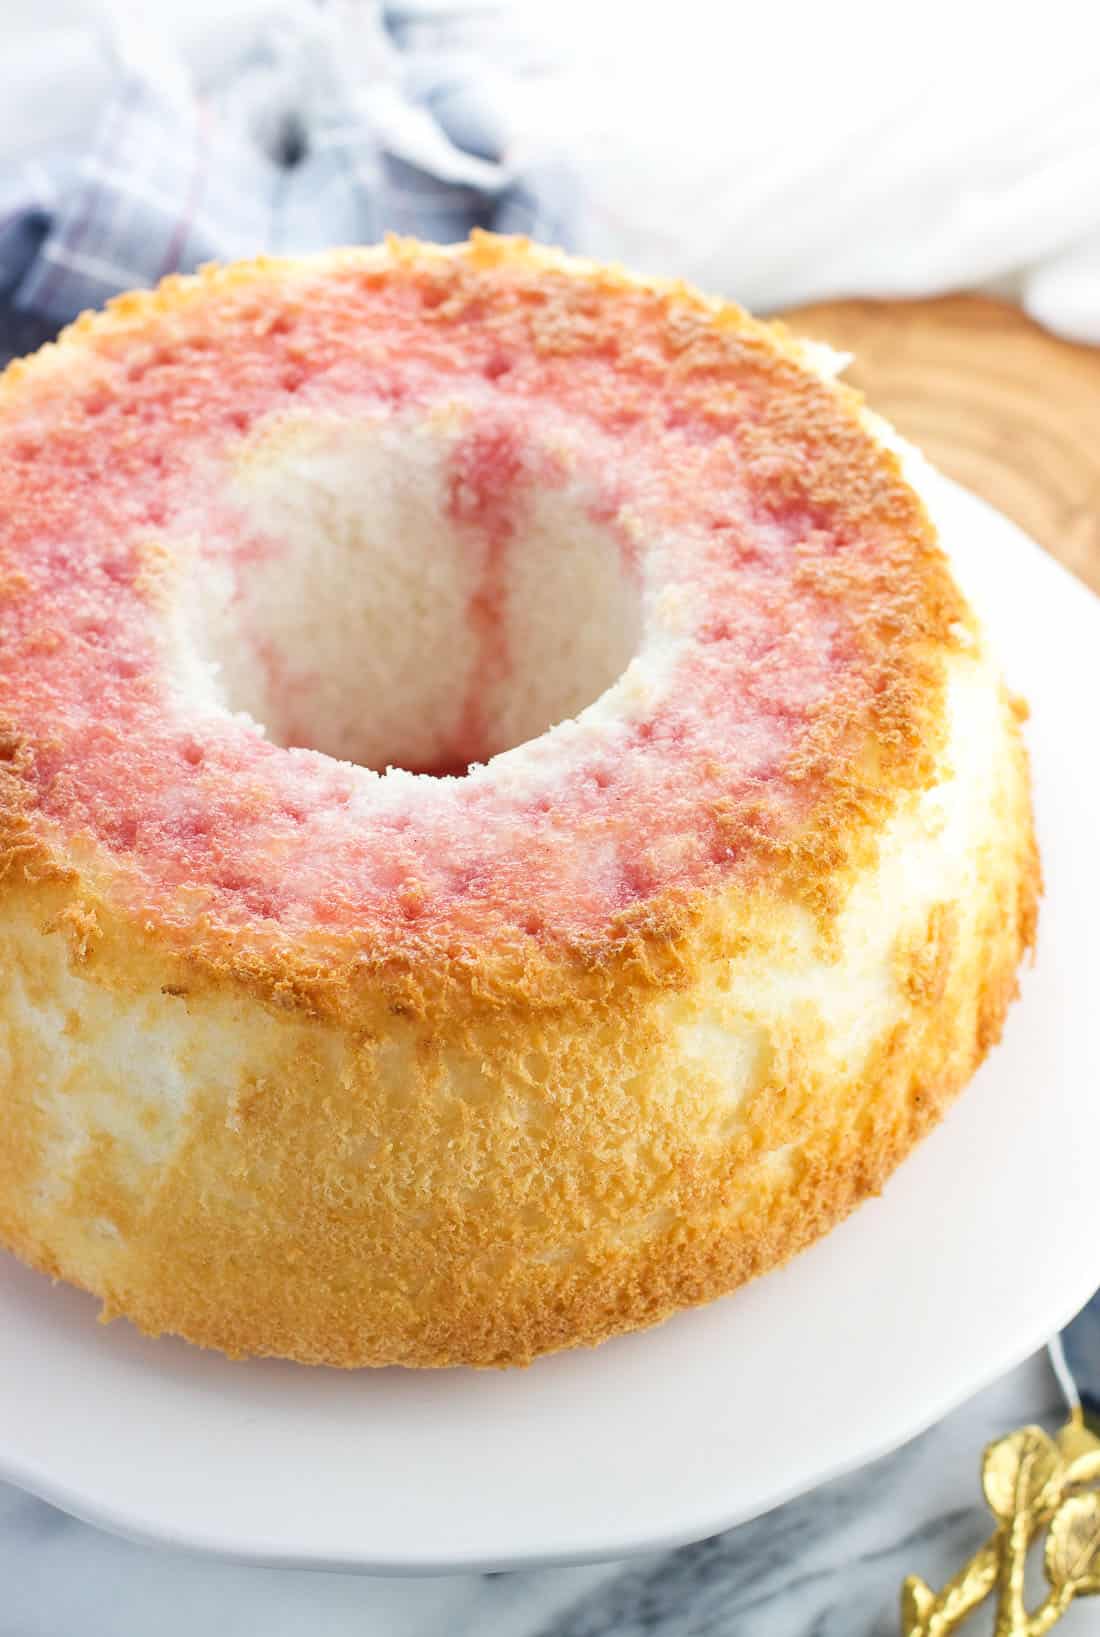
0, 235, 1037, 1367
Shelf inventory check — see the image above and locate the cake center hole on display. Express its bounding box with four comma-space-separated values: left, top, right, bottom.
191, 412, 642, 774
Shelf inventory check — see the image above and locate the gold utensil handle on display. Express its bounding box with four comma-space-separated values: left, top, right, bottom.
901, 1411, 1100, 1635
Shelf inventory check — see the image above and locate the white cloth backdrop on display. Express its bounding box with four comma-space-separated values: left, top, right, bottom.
3, 0, 1100, 340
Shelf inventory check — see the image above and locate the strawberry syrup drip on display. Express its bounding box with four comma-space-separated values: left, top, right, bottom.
445, 421, 525, 767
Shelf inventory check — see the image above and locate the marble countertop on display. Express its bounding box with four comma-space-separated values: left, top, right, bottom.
7, 1351, 1100, 1636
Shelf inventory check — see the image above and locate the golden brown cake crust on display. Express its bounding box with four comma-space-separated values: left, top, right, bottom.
0, 236, 1038, 1366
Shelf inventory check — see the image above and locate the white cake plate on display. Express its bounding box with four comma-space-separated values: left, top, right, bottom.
0, 474, 1097, 1573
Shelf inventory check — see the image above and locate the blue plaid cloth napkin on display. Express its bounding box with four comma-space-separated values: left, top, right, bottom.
0, 1, 574, 363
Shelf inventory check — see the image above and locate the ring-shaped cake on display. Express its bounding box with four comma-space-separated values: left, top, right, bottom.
0, 235, 1037, 1366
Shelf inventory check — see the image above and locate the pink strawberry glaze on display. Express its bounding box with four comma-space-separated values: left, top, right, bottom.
443, 418, 528, 770
0, 248, 935, 954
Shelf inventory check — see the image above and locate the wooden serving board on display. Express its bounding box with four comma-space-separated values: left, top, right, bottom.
781, 294, 1100, 596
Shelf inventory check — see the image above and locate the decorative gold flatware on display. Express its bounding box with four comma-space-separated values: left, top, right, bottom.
901, 1294, 1100, 1634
